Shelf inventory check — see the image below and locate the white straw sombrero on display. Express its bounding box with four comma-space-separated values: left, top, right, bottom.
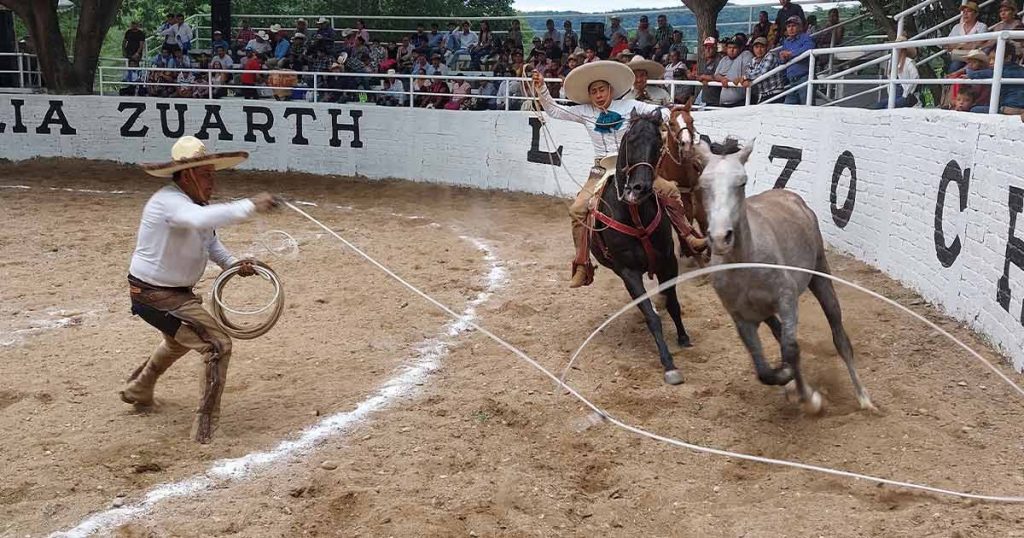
143, 136, 248, 178
627, 55, 666, 80
562, 60, 635, 105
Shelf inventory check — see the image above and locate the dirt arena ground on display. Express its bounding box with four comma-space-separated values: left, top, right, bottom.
1, 159, 1023, 537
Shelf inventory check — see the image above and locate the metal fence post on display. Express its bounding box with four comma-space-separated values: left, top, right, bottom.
886, 47, 900, 109
98, 66, 105, 96
504, 79, 510, 111
409, 75, 415, 108
805, 54, 815, 106
17, 53, 23, 88
313, 73, 318, 103
990, 33, 1007, 114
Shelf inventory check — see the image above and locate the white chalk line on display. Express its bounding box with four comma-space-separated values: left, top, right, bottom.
49, 228, 507, 537
281, 204, 1024, 504
0, 184, 135, 195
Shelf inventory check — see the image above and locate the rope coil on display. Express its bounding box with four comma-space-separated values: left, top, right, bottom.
211, 261, 285, 340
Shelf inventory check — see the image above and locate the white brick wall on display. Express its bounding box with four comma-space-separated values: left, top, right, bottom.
1, 96, 1022, 370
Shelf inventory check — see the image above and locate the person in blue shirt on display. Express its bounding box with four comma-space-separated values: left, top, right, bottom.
778, 16, 815, 104
151, 46, 177, 68
210, 30, 230, 53
273, 33, 291, 59
966, 47, 1024, 113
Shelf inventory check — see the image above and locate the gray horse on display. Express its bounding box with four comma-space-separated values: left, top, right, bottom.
695, 138, 875, 414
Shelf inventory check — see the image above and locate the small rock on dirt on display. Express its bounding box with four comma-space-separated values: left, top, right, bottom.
320, 461, 339, 470
111, 498, 125, 508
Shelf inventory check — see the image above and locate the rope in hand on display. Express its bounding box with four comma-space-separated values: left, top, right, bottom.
284, 201, 1024, 503
210, 260, 286, 340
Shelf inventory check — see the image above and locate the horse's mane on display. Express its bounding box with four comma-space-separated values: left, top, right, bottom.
709, 137, 741, 156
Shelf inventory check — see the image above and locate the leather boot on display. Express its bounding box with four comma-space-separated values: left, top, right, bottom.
660, 193, 707, 257
569, 220, 594, 288
120, 339, 185, 407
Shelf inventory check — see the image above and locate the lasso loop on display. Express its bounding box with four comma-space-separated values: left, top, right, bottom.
210, 261, 286, 340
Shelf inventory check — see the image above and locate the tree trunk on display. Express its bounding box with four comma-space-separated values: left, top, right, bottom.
681, 0, 728, 65
860, 0, 897, 40
0, 0, 123, 94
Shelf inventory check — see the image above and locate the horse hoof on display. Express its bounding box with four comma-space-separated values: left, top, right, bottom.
773, 366, 794, 385
802, 391, 824, 415
678, 336, 693, 348
664, 370, 684, 385
783, 381, 800, 404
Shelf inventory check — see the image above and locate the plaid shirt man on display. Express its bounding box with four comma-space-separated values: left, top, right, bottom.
745, 51, 785, 101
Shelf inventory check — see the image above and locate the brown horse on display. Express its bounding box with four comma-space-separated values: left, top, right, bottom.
656, 105, 708, 239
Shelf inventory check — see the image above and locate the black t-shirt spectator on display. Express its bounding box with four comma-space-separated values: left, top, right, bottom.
545, 43, 563, 62
123, 27, 146, 58
775, 2, 806, 36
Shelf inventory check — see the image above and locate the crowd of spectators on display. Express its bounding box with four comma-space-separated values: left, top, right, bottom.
112, 1, 1024, 114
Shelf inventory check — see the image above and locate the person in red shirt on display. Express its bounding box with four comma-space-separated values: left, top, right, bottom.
610, 33, 629, 58
240, 51, 264, 99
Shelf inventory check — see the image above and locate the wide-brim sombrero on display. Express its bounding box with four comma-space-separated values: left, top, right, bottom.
627, 55, 665, 79
143, 136, 249, 178
563, 60, 635, 105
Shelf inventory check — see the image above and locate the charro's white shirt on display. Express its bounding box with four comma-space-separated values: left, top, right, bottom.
129, 184, 255, 288
537, 85, 670, 159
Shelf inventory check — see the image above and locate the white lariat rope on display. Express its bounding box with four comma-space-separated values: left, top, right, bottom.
210, 261, 285, 340
285, 202, 1024, 503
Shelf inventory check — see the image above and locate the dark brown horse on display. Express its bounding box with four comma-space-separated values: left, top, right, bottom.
656, 105, 708, 239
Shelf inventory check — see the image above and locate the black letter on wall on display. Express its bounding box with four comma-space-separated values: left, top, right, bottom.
768, 145, 802, 189
329, 109, 363, 148
243, 106, 276, 143
195, 105, 234, 141
934, 160, 970, 268
35, 100, 77, 135
284, 107, 316, 145
10, 99, 27, 133
996, 186, 1024, 326
830, 150, 857, 228
118, 102, 149, 138
527, 117, 562, 166
156, 102, 187, 138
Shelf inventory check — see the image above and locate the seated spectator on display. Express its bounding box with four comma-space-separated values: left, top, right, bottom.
610, 33, 629, 58
151, 45, 175, 68
426, 53, 449, 76
295, 18, 309, 37
626, 55, 672, 106
815, 8, 844, 48
210, 30, 230, 53
352, 36, 370, 61
543, 36, 563, 63
474, 21, 496, 70
172, 47, 192, 69
473, 74, 500, 110
315, 17, 336, 42
271, 27, 290, 59
291, 33, 308, 58
411, 53, 429, 75
528, 37, 544, 62
654, 14, 674, 61
194, 71, 210, 99
669, 63, 695, 104
563, 54, 580, 76
122, 21, 146, 59
239, 50, 263, 99
983, 0, 1024, 59
444, 21, 460, 51
542, 19, 562, 48
234, 20, 256, 58
209, 60, 229, 98
411, 24, 430, 53
396, 36, 417, 70
664, 50, 687, 78
544, 59, 563, 96
379, 48, 398, 73
446, 75, 472, 109
379, 69, 406, 106
595, 36, 612, 60
631, 15, 656, 58
872, 38, 919, 108
710, 38, 753, 107
321, 61, 346, 102
805, 15, 819, 36
425, 23, 445, 54
732, 32, 749, 50
343, 51, 372, 91
947, 2, 987, 72
354, 19, 371, 44
149, 69, 176, 98
779, 16, 815, 104
195, 51, 211, 70
246, 30, 272, 56
667, 30, 688, 64
583, 46, 599, 64
119, 57, 147, 96
496, 69, 524, 109
448, 21, 479, 69
369, 39, 388, 70
506, 20, 524, 52
308, 47, 333, 77
949, 88, 978, 111
965, 46, 1024, 113
420, 78, 450, 108
562, 21, 579, 55
175, 69, 196, 98
269, 59, 298, 101
740, 37, 784, 104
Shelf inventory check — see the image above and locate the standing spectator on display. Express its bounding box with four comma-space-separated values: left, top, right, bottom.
775, 0, 806, 41
626, 55, 671, 105
631, 15, 655, 58
507, 20, 524, 52
779, 16, 815, 104
698, 37, 722, 105
983, 0, 1024, 60
606, 16, 628, 43
470, 21, 494, 70
449, 21, 479, 69
805, 15, 819, 36
235, 20, 256, 58
752, 11, 772, 45
119, 56, 147, 96
709, 39, 752, 107
123, 21, 146, 59
664, 50, 687, 78
354, 19, 371, 44
209, 60, 229, 98
158, 13, 178, 49
654, 14, 674, 61
947, 2, 987, 72
543, 19, 562, 49
562, 21, 579, 55
815, 8, 844, 48
315, 17, 336, 42
240, 50, 263, 99
411, 24, 430, 53
871, 38, 919, 108
210, 30, 230, 53
669, 62, 695, 104
246, 31, 272, 55
610, 33, 630, 58
740, 37, 784, 103
667, 30, 688, 63
426, 53, 449, 76
174, 14, 193, 54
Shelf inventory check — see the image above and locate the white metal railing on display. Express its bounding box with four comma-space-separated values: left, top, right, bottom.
0, 53, 128, 90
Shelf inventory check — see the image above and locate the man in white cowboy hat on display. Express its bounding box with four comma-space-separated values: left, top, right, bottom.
532, 61, 707, 288
122, 136, 278, 444
315, 16, 336, 41
624, 55, 672, 106
245, 30, 272, 55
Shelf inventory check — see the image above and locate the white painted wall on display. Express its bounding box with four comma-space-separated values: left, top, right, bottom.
1, 96, 1022, 370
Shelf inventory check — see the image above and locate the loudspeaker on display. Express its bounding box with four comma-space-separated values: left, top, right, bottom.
580, 22, 605, 50
0, 9, 15, 88
210, 0, 231, 39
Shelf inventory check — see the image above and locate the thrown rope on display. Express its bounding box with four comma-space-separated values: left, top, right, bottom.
285, 202, 1024, 503
210, 261, 285, 340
